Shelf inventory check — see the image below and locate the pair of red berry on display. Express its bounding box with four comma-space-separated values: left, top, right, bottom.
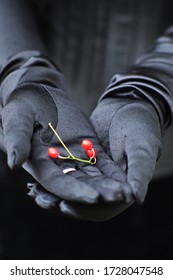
48, 139, 96, 161
81, 139, 96, 159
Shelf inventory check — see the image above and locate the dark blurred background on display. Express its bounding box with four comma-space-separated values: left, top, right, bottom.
0, 0, 173, 259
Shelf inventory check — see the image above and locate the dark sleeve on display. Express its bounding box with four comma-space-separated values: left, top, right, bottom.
0, 0, 45, 64
0, 0, 65, 107
100, 26, 173, 132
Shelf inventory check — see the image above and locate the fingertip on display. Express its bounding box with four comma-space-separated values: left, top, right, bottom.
35, 193, 58, 209
95, 181, 124, 202
129, 180, 148, 204
59, 200, 72, 215
97, 181, 134, 203
7, 142, 31, 169
7, 150, 18, 169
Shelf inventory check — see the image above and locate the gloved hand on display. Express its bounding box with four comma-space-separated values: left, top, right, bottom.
27, 182, 133, 222
0, 51, 132, 213
90, 25, 173, 205
91, 84, 163, 204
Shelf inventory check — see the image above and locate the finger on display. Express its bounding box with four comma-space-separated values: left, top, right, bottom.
126, 142, 161, 203
68, 165, 130, 202
0, 127, 6, 153
27, 182, 60, 209
23, 143, 99, 204
1, 83, 57, 169
125, 106, 162, 203
1, 102, 34, 168
109, 102, 162, 203
59, 200, 133, 222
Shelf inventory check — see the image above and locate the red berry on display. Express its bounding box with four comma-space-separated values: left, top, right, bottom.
48, 147, 60, 159
81, 139, 93, 151
86, 148, 96, 158
92, 148, 97, 158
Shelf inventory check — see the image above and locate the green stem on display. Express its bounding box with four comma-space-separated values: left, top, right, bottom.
58, 155, 71, 160
48, 122, 96, 165
49, 123, 74, 158
69, 156, 96, 165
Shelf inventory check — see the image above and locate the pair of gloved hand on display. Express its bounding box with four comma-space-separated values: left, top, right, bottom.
0, 50, 167, 221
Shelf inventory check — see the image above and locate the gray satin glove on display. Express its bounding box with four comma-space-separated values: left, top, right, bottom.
91, 96, 162, 204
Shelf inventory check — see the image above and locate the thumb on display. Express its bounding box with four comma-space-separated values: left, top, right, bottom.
109, 101, 162, 203
1, 101, 34, 169
126, 141, 161, 203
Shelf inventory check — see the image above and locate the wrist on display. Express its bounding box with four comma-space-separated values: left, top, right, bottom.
0, 50, 65, 107
99, 73, 172, 132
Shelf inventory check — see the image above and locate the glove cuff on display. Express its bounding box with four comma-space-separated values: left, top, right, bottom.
0, 50, 65, 107
99, 73, 173, 131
